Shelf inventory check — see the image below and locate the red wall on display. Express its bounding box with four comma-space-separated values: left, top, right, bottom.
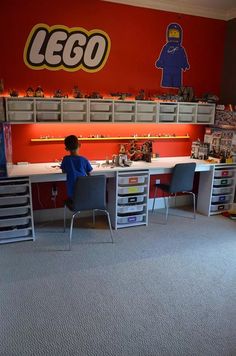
0, 0, 226, 97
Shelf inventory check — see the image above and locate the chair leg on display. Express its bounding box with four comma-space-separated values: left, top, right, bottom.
164, 196, 169, 222
92, 210, 96, 225
183, 191, 196, 219
94, 209, 114, 243
152, 185, 158, 213
69, 212, 80, 250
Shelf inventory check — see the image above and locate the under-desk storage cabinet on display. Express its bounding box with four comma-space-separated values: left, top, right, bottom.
0, 177, 35, 244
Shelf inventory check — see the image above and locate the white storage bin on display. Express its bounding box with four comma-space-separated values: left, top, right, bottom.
63, 112, 86, 121
160, 104, 177, 113
8, 112, 34, 121
0, 206, 29, 217
115, 103, 134, 112
117, 204, 145, 214
213, 178, 234, 186
8, 100, 33, 111
178, 114, 195, 122
0, 217, 30, 228
137, 104, 155, 113
210, 203, 230, 212
117, 214, 144, 224
137, 113, 155, 122
0, 227, 32, 240
197, 114, 212, 123
211, 195, 231, 203
114, 113, 134, 121
36, 113, 60, 121
214, 170, 233, 178
118, 176, 145, 185
159, 114, 176, 122
118, 195, 145, 204
90, 113, 111, 121
179, 105, 195, 114
197, 105, 213, 114
36, 101, 60, 111
118, 186, 145, 195
63, 101, 86, 111
212, 187, 234, 195
0, 196, 29, 206
0, 184, 28, 195
90, 103, 111, 111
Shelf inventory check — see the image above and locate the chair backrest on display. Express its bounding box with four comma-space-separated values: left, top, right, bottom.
169, 162, 196, 193
72, 175, 106, 211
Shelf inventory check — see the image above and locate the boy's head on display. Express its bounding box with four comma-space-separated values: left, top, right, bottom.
64, 135, 81, 154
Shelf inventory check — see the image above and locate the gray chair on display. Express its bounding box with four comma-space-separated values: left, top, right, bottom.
64, 175, 113, 250
152, 162, 197, 221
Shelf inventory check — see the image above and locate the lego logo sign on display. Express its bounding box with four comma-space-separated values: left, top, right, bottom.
23, 23, 111, 72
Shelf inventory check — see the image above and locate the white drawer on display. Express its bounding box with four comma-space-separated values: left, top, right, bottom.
118, 195, 145, 204
117, 214, 144, 224
0, 227, 32, 240
90, 103, 111, 111
8, 100, 33, 111
178, 114, 195, 122
198, 105, 213, 114
213, 178, 234, 186
160, 104, 177, 113
211, 195, 232, 203
0, 184, 28, 195
114, 113, 134, 121
137, 113, 156, 122
63, 102, 86, 111
212, 187, 234, 195
0, 206, 30, 217
0, 217, 31, 228
210, 203, 230, 212
115, 103, 134, 112
90, 113, 111, 121
118, 186, 145, 195
63, 112, 86, 121
117, 204, 145, 214
0, 196, 29, 206
36, 113, 60, 121
197, 114, 212, 123
159, 114, 176, 122
179, 105, 195, 114
118, 176, 145, 185
214, 170, 234, 178
8, 112, 33, 121
137, 104, 156, 113
36, 101, 60, 111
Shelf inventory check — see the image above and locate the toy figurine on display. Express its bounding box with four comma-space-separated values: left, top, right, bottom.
72, 86, 84, 98
53, 89, 64, 98
141, 141, 152, 162
35, 86, 44, 97
110, 92, 132, 100
85, 92, 103, 99
0, 79, 4, 94
9, 89, 19, 97
135, 89, 145, 100
26, 87, 34, 97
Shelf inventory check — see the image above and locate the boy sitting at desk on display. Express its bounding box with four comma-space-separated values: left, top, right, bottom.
61, 135, 93, 199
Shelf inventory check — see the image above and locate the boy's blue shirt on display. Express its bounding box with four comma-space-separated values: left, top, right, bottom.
61, 155, 93, 198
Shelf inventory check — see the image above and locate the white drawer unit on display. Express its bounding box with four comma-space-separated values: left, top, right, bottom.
62, 99, 87, 122
89, 100, 113, 122
196, 104, 215, 124
114, 101, 135, 122
0, 177, 34, 244
108, 171, 149, 229
6, 98, 35, 122
178, 103, 196, 123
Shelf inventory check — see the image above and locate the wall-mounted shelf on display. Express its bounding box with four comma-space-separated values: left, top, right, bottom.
31, 135, 190, 143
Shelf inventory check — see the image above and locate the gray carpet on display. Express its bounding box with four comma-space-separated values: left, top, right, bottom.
0, 210, 236, 356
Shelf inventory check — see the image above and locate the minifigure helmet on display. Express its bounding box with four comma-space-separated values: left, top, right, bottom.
167, 23, 182, 44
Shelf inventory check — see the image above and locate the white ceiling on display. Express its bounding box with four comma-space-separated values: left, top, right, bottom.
103, 0, 236, 20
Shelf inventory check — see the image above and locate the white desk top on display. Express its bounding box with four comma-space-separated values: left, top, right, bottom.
7, 156, 214, 183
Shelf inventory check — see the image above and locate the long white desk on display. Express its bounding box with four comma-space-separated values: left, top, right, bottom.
8, 156, 214, 182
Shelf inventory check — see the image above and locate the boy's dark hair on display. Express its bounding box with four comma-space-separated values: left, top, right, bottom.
64, 135, 80, 151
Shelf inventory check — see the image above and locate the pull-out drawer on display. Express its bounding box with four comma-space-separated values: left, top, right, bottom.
159, 114, 177, 122
117, 204, 145, 214
8, 100, 34, 111
212, 187, 234, 195
211, 195, 232, 203
90, 102, 112, 111
8, 112, 34, 121
137, 113, 156, 122
0, 184, 28, 195
0, 217, 31, 228
90, 113, 111, 121
63, 101, 86, 111
213, 178, 234, 186
0, 227, 32, 241
159, 104, 177, 113
114, 103, 134, 112
210, 203, 230, 212
118, 176, 146, 185
63, 112, 86, 121
36, 101, 60, 111
117, 214, 145, 224
178, 114, 195, 122
117, 195, 145, 204
179, 104, 195, 114
114, 113, 134, 122
214, 170, 234, 178
137, 103, 156, 113
118, 186, 145, 195
0, 196, 29, 207
197, 105, 214, 114
36, 113, 60, 121
197, 114, 213, 123
0, 206, 30, 217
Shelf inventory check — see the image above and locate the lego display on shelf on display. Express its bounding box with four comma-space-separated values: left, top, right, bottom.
9, 89, 19, 97
25, 87, 34, 97
72, 86, 84, 98
110, 92, 132, 100
34, 86, 44, 97
215, 108, 236, 128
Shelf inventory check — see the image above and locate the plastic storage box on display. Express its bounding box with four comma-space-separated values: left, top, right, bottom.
210, 203, 230, 212
117, 195, 145, 204
117, 204, 145, 214
118, 186, 145, 195
118, 176, 146, 185
117, 214, 144, 224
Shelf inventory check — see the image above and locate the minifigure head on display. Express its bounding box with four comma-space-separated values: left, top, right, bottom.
167, 23, 182, 44
64, 135, 81, 155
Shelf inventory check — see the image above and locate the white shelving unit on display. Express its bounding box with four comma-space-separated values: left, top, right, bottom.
0, 177, 35, 244
197, 164, 236, 216
4, 97, 215, 124
107, 170, 149, 229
